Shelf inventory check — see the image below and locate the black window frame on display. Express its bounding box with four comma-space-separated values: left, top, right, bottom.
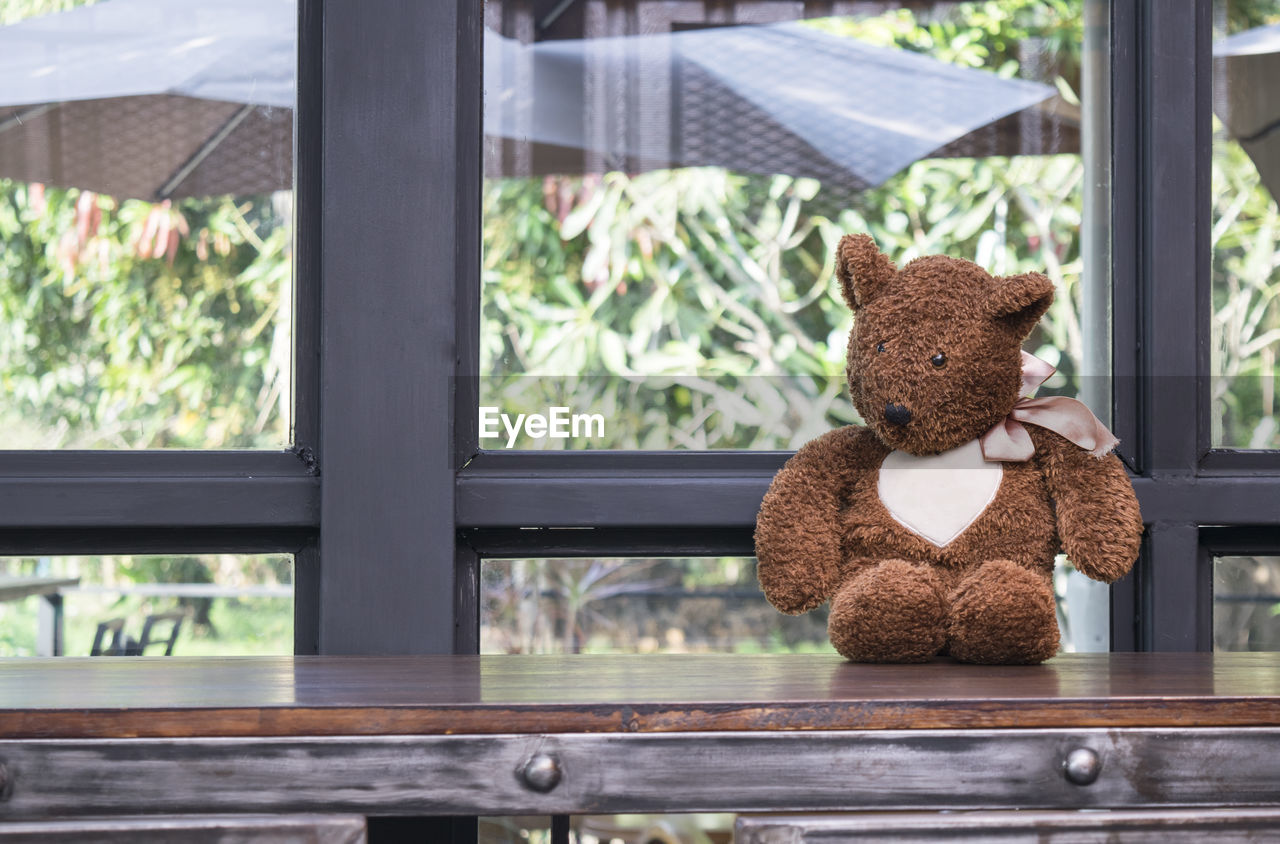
2, 0, 1276, 663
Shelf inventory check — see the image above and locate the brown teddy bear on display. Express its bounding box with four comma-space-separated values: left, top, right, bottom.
755, 233, 1143, 664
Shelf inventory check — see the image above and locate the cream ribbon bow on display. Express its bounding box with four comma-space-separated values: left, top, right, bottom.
979, 351, 1119, 462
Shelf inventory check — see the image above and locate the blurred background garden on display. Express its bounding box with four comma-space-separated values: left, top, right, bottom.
0, 0, 1278, 660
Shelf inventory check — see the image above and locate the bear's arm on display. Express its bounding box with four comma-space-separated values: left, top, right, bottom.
1030, 426, 1144, 583
755, 425, 879, 614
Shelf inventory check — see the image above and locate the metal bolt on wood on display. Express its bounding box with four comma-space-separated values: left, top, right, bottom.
1063, 748, 1101, 786
519, 753, 563, 793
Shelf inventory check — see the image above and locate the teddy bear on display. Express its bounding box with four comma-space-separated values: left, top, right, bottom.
755, 233, 1143, 664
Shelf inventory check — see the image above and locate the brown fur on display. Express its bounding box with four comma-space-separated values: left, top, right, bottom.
755, 233, 1144, 665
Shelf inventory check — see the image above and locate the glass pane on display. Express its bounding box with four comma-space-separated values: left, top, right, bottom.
481, 0, 1111, 450
1215, 555, 1280, 651
1212, 1, 1280, 449
481, 556, 1091, 656
481, 557, 831, 654
0, 0, 294, 448
0, 553, 293, 656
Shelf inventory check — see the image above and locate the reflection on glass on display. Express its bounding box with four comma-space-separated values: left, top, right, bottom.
0, 0, 295, 448
1212, 1, 1280, 449
481, 557, 831, 654
1215, 555, 1280, 651
0, 553, 293, 656
482, 0, 1109, 450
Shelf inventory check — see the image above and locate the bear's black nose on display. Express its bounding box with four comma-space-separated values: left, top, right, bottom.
884, 403, 912, 426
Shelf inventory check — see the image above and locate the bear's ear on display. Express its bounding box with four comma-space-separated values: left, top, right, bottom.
836, 233, 896, 310
987, 272, 1055, 338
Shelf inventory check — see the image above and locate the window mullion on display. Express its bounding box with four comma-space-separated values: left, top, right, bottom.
315, 0, 466, 655
1139, 0, 1213, 478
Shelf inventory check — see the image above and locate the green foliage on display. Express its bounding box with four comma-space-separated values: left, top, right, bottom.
810, 0, 1082, 85
0, 0, 289, 449
1223, 0, 1280, 34
1211, 0, 1280, 449
0, 185, 291, 448
482, 0, 1280, 454
1212, 135, 1280, 448
0, 0, 98, 26
482, 0, 1096, 450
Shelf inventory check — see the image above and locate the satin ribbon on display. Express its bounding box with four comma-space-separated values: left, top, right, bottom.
979, 351, 1119, 462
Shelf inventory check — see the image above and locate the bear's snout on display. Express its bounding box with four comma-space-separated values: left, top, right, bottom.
884, 402, 913, 426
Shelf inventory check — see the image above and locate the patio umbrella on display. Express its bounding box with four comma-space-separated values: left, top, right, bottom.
1215, 22, 1280, 201
0, 0, 293, 202
0, 3, 1065, 200
484, 22, 1069, 189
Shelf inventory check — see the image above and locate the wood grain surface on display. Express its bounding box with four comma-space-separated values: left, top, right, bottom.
1, 652, 1278, 738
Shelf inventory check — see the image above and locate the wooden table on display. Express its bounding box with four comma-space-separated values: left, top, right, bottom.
0, 576, 77, 657
1, 653, 1279, 822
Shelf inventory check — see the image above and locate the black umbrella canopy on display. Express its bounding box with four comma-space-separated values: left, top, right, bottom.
483, 22, 1075, 187
0, 0, 293, 201
0, 1, 1075, 200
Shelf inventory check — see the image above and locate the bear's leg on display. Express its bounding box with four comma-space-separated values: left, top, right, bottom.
947, 560, 1059, 664
828, 559, 947, 663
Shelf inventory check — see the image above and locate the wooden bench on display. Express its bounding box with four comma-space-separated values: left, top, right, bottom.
1, 653, 1278, 833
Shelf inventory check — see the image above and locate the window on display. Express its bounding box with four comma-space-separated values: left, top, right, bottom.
1215, 555, 1280, 651
2, 1, 1275, 839
482, 0, 1110, 452
0, 0, 309, 659
1212, 0, 1280, 449
1, 2, 1272, 666
0, 0, 294, 449
470, 0, 1114, 654
461, 0, 1280, 660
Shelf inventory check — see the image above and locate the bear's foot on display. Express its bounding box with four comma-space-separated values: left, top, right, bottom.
947, 560, 1059, 664
828, 559, 947, 663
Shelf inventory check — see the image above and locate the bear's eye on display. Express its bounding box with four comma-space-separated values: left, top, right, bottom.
875, 342, 886, 354
931, 352, 947, 368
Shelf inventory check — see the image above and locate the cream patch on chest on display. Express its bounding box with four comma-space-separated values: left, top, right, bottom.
876, 438, 1003, 547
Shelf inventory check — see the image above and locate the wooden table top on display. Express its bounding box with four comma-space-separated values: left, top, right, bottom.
2, 653, 1278, 739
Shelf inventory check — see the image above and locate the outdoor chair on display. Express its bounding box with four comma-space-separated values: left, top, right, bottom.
135, 611, 185, 655
88, 617, 129, 656
89, 611, 185, 656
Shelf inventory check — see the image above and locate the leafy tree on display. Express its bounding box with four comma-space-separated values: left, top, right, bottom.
0, 185, 290, 448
